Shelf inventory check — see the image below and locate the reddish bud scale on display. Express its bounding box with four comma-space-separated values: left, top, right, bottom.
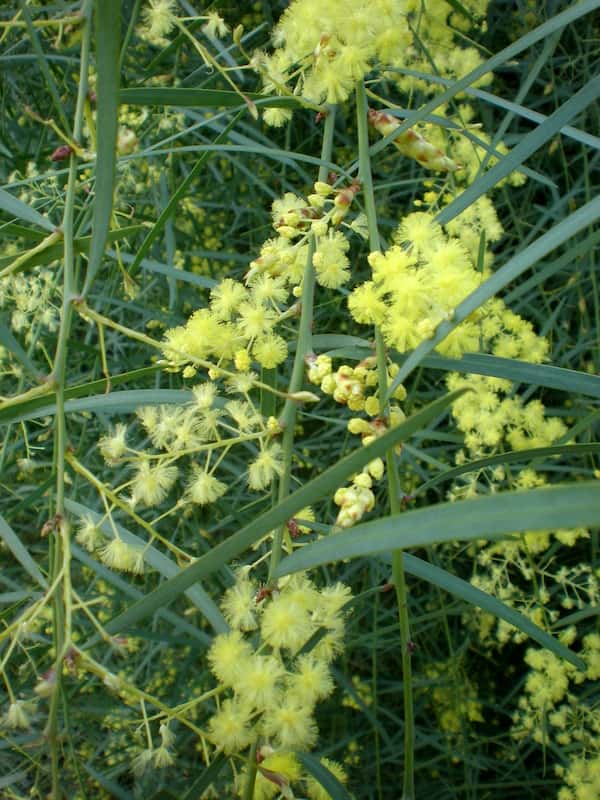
258, 767, 290, 790
51, 144, 73, 162
368, 108, 460, 172
255, 586, 274, 604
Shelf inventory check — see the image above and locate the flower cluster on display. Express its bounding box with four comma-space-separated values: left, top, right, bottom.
248, 180, 363, 290
162, 180, 361, 379
0, 263, 60, 387
207, 570, 350, 797
348, 210, 546, 361
510, 635, 600, 800
447, 373, 564, 462
254, 0, 489, 121
423, 657, 483, 744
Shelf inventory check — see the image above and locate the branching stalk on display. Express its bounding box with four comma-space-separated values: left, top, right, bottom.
45, 4, 91, 797
356, 79, 415, 800
268, 106, 336, 579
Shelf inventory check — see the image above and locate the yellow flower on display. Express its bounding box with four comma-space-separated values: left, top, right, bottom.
248, 443, 283, 491
253, 333, 288, 368
130, 461, 178, 507
261, 698, 318, 749
208, 698, 253, 754
208, 630, 253, 687
185, 468, 227, 506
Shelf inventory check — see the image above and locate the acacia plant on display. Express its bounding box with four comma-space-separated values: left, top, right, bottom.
1, 1, 599, 799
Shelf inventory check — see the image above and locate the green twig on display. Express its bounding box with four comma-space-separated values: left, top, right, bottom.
242, 741, 259, 800
356, 79, 415, 800
268, 106, 336, 579
45, 4, 92, 797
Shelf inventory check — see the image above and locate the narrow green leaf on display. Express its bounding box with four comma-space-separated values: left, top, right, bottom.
120, 87, 301, 109
17, 0, 70, 133
108, 250, 217, 289
0, 223, 44, 241
312, 334, 372, 350
401, 554, 584, 668
0, 226, 142, 276
0, 512, 47, 589
552, 606, 600, 629
386, 195, 600, 398
0, 389, 194, 426
504, 229, 600, 304
0, 772, 29, 791
436, 76, 600, 225
0, 366, 159, 426
275, 483, 600, 574
93, 390, 466, 639
296, 753, 352, 800
0, 187, 55, 232
66, 499, 227, 634
415, 443, 600, 495
84, 0, 121, 294
419, 353, 600, 398
0, 591, 38, 604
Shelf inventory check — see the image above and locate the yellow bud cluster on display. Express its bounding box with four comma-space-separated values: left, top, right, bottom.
247, 182, 361, 293
334, 475, 375, 528
306, 351, 406, 528
309, 356, 378, 412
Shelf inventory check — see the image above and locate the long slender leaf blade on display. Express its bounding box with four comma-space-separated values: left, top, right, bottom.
94, 390, 466, 639
0, 367, 159, 426
0, 226, 143, 275
436, 76, 600, 224
416, 443, 600, 494
1, 389, 192, 426
296, 753, 352, 800
17, 0, 69, 132
0, 187, 55, 232
274, 483, 600, 574
84, 1, 121, 293
120, 87, 301, 109
420, 353, 600, 398
109, 250, 217, 289
402, 553, 584, 668
0, 512, 47, 588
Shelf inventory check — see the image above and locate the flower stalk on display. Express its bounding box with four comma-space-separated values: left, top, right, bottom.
268, 106, 336, 579
44, 4, 92, 796
356, 79, 415, 800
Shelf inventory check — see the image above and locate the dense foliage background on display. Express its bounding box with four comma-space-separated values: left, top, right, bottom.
0, 2, 598, 799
